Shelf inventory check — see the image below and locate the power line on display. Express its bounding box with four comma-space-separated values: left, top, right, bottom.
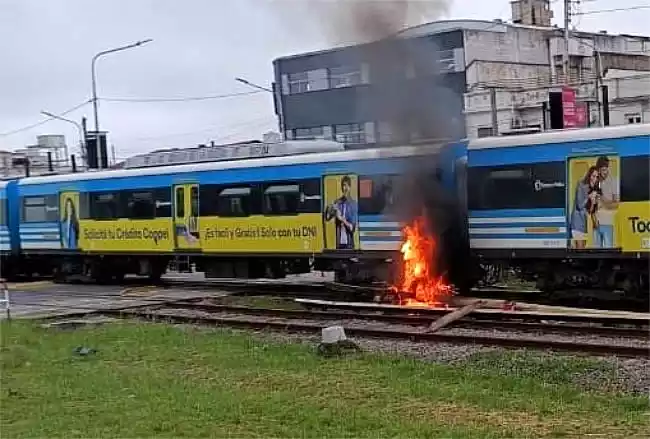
0, 100, 91, 138
100, 90, 265, 103
573, 5, 650, 15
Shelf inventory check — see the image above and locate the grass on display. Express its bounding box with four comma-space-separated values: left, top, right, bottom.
1, 321, 648, 438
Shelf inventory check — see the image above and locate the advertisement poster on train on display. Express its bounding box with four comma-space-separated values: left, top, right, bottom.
567, 155, 620, 249
59, 191, 80, 250
323, 174, 359, 251
200, 215, 323, 253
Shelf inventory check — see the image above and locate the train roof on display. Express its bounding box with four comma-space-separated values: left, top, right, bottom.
18, 143, 444, 187
469, 124, 650, 150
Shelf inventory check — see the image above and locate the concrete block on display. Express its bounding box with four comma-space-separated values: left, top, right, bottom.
322, 325, 347, 344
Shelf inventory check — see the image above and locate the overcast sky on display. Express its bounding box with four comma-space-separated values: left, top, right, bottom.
1, 0, 648, 160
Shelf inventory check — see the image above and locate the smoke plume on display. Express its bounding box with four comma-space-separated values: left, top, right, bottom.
271, 0, 469, 288
308, 0, 452, 45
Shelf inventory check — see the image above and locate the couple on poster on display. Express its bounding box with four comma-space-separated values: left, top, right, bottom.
570, 156, 619, 249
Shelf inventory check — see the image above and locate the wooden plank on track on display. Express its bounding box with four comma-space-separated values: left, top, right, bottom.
426, 300, 486, 333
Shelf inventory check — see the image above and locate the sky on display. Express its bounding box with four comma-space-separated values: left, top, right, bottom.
1, 0, 648, 161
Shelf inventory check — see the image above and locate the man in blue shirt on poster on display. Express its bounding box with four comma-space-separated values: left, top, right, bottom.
325, 175, 357, 250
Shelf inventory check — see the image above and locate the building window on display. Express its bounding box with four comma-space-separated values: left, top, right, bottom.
288, 72, 309, 94
626, 113, 642, 124
377, 121, 394, 143
437, 49, 456, 72
334, 123, 366, 144
477, 127, 494, 138
329, 65, 362, 88
287, 69, 328, 94
293, 126, 324, 140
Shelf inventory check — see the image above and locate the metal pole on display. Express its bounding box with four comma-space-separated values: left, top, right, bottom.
41, 111, 85, 167
563, 0, 571, 84
594, 50, 604, 127
234, 77, 273, 93
91, 39, 153, 133
92, 56, 100, 134
489, 87, 498, 136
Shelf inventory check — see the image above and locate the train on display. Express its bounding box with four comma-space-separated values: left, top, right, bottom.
0, 123, 648, 303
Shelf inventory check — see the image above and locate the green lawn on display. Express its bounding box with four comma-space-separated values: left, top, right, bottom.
1, 321, 648, 438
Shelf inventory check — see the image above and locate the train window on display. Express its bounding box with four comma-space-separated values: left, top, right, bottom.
299, 179, 321, 213
22, 196, 58, 223
468, 162, 565, 210
621, 156, 650, 202
125, 191, 155, 219
89, 192, 120, 220
0, 200, 5, 226
191, 186, 199, 217
154, 189, 172, 218
359, 175, 399, 215
176, 187, 185, 218
264, 184, 299, 215
217, 187, 252, 217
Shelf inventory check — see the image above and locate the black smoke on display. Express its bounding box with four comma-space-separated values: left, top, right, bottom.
272, 1, 471, 291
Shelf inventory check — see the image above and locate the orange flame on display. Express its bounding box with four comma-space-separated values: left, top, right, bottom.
394, 217, 451, 307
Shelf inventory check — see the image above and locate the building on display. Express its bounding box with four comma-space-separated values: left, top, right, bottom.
0, 135, 83, 178
272, 0, 650, 143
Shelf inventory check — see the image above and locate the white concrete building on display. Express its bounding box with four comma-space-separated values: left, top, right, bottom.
463, 0, 650, 137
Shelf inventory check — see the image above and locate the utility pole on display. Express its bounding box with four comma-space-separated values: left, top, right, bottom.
563, 0, 571, 83
489, 87, 499, 136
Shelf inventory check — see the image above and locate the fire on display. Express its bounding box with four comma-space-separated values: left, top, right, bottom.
394, 217, 452, 307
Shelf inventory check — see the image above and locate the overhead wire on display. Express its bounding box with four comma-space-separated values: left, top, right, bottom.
100, 90, 265, 103
0, 99, 92, 138
573, 5, 650, 15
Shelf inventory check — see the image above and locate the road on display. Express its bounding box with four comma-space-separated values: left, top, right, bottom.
0, 280, 229, 319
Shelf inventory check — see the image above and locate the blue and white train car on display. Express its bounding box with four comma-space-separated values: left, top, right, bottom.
0, 181, 11, 254
467, 124, 650, 295
0, 179, 24, 278
14, 141, 468, 286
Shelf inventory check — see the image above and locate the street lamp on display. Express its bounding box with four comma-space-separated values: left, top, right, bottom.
235, 77, 273, 93
40, 111, 84, 166
235, 77, 281, 134
91, 39, 153, 133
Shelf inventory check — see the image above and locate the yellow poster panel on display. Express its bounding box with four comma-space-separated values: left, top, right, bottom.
79, 219, 174, 252
567, 155, 620, 249
323, 174, 359, 251
200, 214, 323, 253
618, 201, 650, 252
59, 191, 80, 250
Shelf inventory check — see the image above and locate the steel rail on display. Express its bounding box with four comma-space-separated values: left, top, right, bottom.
297, 300, 650, 326
104, 308, 649, 358
167, 302, 650, 338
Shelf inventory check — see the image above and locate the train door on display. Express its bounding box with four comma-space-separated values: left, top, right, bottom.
322, 174, 359, 251
59, 191, 80, 250
173, 183, 200, 251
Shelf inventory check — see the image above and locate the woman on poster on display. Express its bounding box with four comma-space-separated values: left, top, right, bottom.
570, 166, 600, 249
61, 198, 79, 250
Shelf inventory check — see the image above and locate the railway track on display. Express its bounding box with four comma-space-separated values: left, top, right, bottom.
12, 275, 648, 312
164, 302, 650, 338
96, 300, 649, 359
